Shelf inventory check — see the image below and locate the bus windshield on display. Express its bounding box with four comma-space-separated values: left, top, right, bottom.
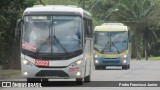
94, 31, 128, 53
22, 16, 82, 55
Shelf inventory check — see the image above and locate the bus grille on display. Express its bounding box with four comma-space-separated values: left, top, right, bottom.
102, 61, 120, 63
35, 70, 69, 77
104, 58, 120, 60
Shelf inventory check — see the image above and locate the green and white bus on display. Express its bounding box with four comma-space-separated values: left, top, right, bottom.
15, 5, 93, 85
94, 23, 131, 70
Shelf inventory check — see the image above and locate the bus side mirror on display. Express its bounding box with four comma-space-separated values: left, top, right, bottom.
15, 19, 23, 40
129, 30, 133, 42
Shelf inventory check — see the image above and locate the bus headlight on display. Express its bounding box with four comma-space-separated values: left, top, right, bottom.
124, 55, 127, 58
23, 60, 30, 65
76, 60, 82, 65
72, 59, 82, 66
95, 60, 99, 64
23, 60, 28, 65
95, 55, 98, 58
23, 59, 32, 66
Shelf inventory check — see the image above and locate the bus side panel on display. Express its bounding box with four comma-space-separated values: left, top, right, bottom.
90, 38, 94, 73
84, 38, 92, 77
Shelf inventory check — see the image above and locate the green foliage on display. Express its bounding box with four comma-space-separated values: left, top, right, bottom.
0, 0, 38, 68
1, 0, 160, 68
148, 0, 160, 26
78, 0, 119, 26
148, 56, 160, 60
116, 0, 154, 22
113, 0, 157, 59
42, 0, 78, 5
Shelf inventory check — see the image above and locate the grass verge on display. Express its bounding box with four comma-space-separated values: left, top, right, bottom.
0, 69, 22, 79
148, 56, 160, 60
131, 56, 160, 61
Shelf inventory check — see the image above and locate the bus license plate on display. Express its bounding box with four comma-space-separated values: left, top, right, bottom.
35, 60, 49, 67
69, 67, 79, 72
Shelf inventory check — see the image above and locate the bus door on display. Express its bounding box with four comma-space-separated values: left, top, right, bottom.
83, 19, 92, 76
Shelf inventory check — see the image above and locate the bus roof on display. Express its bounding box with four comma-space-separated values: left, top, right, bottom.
94, 23, 128, 32
23, 5, 91, 18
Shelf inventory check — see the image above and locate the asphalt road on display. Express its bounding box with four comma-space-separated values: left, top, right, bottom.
1, 60, 160, 90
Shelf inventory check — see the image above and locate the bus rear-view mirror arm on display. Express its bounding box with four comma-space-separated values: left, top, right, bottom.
15, 19, 23, 40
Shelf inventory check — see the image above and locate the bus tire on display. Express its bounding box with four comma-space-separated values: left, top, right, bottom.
122, 65, 128, 70
76, 78, 83, 85
27, 78, 41, 83
84, 75, 90, 82
41, 78, 48, 87
42, 78, 48, 82
128, 64, 130, 69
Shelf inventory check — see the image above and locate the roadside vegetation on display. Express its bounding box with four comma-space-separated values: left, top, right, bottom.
0, 0, 160, 70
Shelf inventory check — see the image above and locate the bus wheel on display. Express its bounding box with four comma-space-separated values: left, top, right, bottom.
84, 75, 90, 82
27, 78, 41, 83
128, 64, 130, 69
76, 78, 83, 85
122, 65, 128, 70
41, 78, 48, 87
42, 78, 48, 82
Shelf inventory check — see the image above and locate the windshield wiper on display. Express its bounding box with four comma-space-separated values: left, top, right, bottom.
101, 42, 109, 54
53, 36, 68, 53
36, 36, 51, 54
111, 42, 120, 54
101, 44, 108, 54
94, 47, 99, 51
101, 46, 107, 54
94, 44, 106, 53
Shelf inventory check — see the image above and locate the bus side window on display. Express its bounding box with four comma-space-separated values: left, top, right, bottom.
128, 30, 132, 42
88, 19, 93, 38
83, 18, 92, 38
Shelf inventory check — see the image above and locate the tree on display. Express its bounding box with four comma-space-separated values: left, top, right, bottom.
0, 0, 38, 69
76, 0, 119, 27
114, 0, 155, 60
41, 0, 78, 5
148, 0, 160, 57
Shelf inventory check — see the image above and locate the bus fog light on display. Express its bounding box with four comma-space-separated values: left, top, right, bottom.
95, 60, 99, 64
24, 72, 28, 76
76, 72, 81, 76
123, 60, 127, 63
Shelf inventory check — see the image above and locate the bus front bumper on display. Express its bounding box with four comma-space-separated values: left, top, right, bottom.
21, 62, 84, 79
94, 57, 129, 67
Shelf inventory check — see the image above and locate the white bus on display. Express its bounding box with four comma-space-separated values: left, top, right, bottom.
15, 5, 93, 85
